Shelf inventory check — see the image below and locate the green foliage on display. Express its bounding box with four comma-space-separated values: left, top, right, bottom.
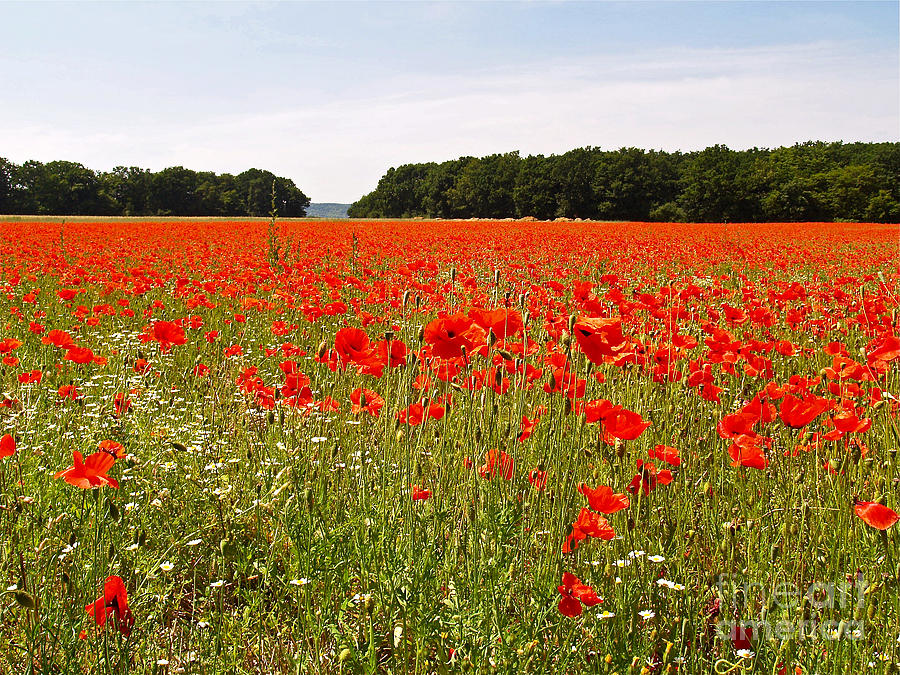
349, 142, 900, 223
0, 160, 311, 217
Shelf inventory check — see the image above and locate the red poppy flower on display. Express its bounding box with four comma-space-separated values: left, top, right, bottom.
85, 575, 134, 637
152, 320, 187, 351
479, 448, 514, 480
410, 485, 432, 501
626, 460, 673, 495
0, 434, 14, 459
468, 307, 524, 341
114, 392, 132, 416
557, 572, 603, 617
564, 508, 616, 553
572, 316, 627, 365
64, 346, 96, 365
54, 451, 119, 489
423, 314, 486, 359
577, 484, 630, 514
728, 437, 769, 470
779, 393, 831, 429
334, 327, 384, 376
528, 468, 547, 490
603, 408, 651, 440
854, 501, 899, 530
350, 388, 385, 417
98, 440, 127, 459
648, 444, 681, 466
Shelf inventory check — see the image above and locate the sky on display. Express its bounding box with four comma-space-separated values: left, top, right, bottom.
0, 1, 897, 203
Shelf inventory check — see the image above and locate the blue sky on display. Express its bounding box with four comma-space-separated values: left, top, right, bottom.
1, 1, 897, 202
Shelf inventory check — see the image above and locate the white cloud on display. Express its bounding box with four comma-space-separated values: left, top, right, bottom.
1, 42, 895, 202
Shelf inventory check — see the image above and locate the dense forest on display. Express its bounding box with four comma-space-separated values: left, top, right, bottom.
0, 159, 310, 217
348, 142, 900, 222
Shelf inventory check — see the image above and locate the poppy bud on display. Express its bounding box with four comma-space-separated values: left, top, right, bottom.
316, 340, 327, 360
493, 269, 500, 285
615, 439, 626, 458
14, 591, 35, 609
564, 398, 572, 415
627, 517, 635, 532
402, 290, 411, 308
560, 332, 571, 350
449, 267, 456, 282
384, 331, 394, 341
417, 325, 425, 342
497, 349, 513, 361
487, 329, 497, 347
567, 313, 576, 333
107, 499, 120, 522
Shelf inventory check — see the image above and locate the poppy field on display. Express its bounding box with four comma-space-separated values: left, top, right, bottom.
0, 218, 899, 674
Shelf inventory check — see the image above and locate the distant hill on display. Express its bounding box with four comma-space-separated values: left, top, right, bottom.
306, 203, 350, 218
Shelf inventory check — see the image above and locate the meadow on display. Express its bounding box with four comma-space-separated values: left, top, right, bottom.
0, 218, 898, 674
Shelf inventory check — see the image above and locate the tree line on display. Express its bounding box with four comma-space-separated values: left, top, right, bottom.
348, 142, 900, 222
0, 159, 310, 217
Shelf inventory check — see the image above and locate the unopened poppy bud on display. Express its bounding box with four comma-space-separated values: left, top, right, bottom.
449, 267, 456, 282
627, 517, 635, 531
564, 398, 572, 415
14, 591, 35, 609
487, 329, 497, 347
497, 349, 513, 361
560, 331, 571, 349
396, 429, 404, 442
316, 340, 327, 360
567, 313, 577, 333
493, 269, 500, 285
402, 290, 411, 307
417, 325, 425, 342
384, 330, 394, 341
615, 438, 626, 458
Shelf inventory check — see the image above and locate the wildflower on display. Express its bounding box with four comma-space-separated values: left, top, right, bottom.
85, 576, 134, 637
577, 483, 630, 513
557, 572, 603, 617
854, 500, 899, 530
54, 451, 119, 489
160, 561, 174, 572
479, 448, 514, 480
638, 610, 655, 620
423, 314, 486, 359
0, 434, 15, 459
572, 316, 627, 364
411, 485, 432, 501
